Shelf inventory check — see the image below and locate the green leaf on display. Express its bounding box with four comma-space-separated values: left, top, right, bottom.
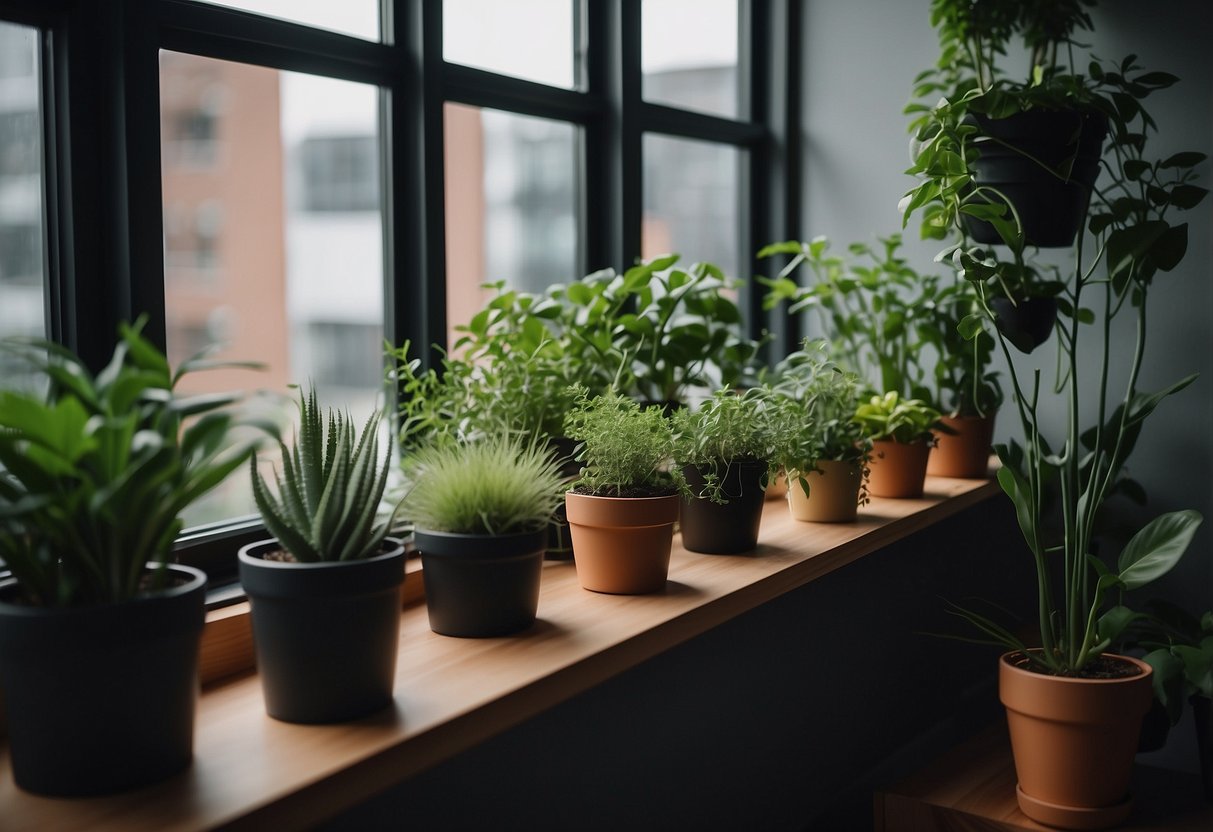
1169, 185, 1208, 210
1117, 509, 1203, 590
1160, 151, 1207, 169
1096, 605, 1141, 646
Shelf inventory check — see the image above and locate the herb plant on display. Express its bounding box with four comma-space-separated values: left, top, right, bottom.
670, 388, 774, 504
402, 434, 565, 536
251, 385, 398, 563
763, 341, 872, 501
563, 388, 684, 498
853, 392, 942, 445
0, 319, 256, 606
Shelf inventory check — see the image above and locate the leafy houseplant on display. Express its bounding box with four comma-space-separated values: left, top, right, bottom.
0, 319, 254, 796
239, 385, 405, 724
764, 342, 871, 523
903, 1, 1209, 824
671, 388, 774, 554
853, 392, 942, 499
404, 434, 565, 637
562, 389, 685, 594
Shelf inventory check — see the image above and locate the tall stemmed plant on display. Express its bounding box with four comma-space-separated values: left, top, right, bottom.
921, 72, 1209, 675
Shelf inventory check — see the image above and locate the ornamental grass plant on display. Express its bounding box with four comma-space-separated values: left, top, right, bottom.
403, 434, 565, 536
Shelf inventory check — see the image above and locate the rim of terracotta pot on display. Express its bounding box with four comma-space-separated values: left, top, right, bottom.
565, 490, 681, 528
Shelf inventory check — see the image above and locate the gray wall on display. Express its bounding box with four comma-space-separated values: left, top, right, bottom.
799, 0, 1213, 614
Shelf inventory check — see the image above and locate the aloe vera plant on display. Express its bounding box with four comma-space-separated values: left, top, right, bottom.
251, 386, 398, 562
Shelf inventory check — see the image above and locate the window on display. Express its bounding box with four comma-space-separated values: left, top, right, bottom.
0, 20, 45, 389
0, 0, 798, 586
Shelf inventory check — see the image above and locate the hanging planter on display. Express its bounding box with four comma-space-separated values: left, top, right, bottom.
990, 296, 1058, 354
927, 412, 996, 479
1000, 651, 1153, 829
786, 460, 864, 523
966, 109, 1108, 248
415, 528, 546, 637
0, 565, 206, 796
679, 460, 768, 554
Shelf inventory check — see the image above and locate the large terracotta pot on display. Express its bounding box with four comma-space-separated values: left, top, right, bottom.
786, 460, 862, 523
866, 439, 931, 498
927, 413, 996, 479
1000, 651, 1153, 829
565, 491, 680, 594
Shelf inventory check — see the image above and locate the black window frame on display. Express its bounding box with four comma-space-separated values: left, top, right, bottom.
0, 0, 803, 597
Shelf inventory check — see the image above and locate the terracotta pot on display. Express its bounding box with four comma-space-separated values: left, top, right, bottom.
865, 439, 931, 498
927, 413, 996, 479
565, 491, 680, 594
786, 460, 862, 522
1000, 651, 1153, 829
764, 471, 788, 501
679, 460, 768, 554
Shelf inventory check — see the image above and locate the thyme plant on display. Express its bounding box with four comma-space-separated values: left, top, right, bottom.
563, 389, 684, 498
670, 388, 775, 504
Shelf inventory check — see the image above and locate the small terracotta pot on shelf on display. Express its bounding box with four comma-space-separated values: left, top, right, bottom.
999, 650, 1152, 830
786, 460, 863, 523
565, 491, 680, 594
927, 412, 996, 479
866, 438, 931, 498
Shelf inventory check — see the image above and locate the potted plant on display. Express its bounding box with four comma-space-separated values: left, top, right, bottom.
562, 388, 687, 594
403, 434, 565, 637
904, 3, 1209, 823
852, 392, 942, 499
240, 385, 404, 724
670, 387, 774, 554
759, 234, 937, 407
764, 342, 871, 523
923, 277, 1003, 478
0, 320, 254, 796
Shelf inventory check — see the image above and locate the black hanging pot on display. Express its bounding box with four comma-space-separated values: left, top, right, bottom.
414, 527, 546, 638
679, 460, 768, 554
990, 296, 1058, 353
238, 539, 406, 724
0, 564, 206, 796
966, 108, 1107, 248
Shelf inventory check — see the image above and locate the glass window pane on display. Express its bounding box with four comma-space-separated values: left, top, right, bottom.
443, 0, 576, 89
0, 21, 46, 388
194, 0, 380, 41
642, 134, 741, 280
444, 103, 580, 346
642, 0, 738, 119
160, 52, 385, 528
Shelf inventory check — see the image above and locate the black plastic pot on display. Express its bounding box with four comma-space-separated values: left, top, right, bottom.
966, 109, 1107, 248
545, 436, 581, 561
238, 539, 405, 724
989, 296, 1058, 353
679, 460, 768, 554
414, 528, 546, 638
0, 564, 206, 796
1194, 695, 1213, 803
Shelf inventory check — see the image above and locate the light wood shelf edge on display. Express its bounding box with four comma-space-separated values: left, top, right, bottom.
1, 475, 1002, 832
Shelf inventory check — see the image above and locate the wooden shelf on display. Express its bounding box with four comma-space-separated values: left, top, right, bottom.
1, 476, 1000, 832
875, 725, 1213, 832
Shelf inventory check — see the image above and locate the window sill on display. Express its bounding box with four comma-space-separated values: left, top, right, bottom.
0, 475, 1001, 831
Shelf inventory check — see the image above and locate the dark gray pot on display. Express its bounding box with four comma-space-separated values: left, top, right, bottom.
0, 564, 206, 796
414, 528, 546, 638
680, 460, 768, 554
238, 539, 405, 724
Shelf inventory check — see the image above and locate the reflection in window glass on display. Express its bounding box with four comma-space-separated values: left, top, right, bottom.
444, 103, 580, 347
160, 52, 385, 528
642, 134, 741, 281
193, 0, 379, 42
443, 0, 576, 89
642, 0, 738, 119
0, 21, 46, 388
